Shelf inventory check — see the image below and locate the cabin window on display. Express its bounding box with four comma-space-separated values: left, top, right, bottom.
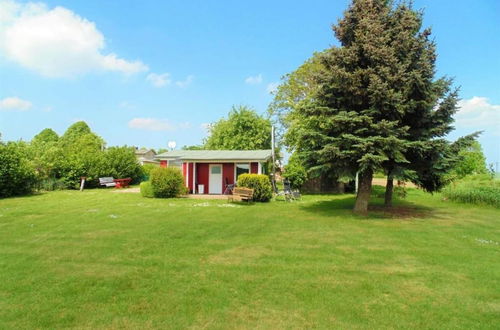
211, 165, 221, 174
235, 163, 250, 180
168, 160, 182, 170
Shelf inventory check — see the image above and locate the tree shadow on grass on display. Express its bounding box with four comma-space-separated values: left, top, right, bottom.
300, 194, 438, 220
299, 195, 356, 217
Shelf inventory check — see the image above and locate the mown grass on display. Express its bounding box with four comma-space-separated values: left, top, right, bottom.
0, 188, 499, 329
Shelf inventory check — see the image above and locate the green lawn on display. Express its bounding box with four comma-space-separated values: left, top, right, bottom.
0, 188, 498, 329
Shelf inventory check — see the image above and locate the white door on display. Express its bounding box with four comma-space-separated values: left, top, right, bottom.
209, 164, 222, 194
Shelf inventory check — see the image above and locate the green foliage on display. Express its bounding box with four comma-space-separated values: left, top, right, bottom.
140, 181, 154, 198
27, 123, 145, 189
204, 105, 271, 150
59, 133, 106, 188
60, 121, 96, 145
150, 167, 186, 198
157, 148, 168, 154
444, 185, 500, 208
237, 173, 273, 202
182, 145, 205, 150
268, 52, 324, 142
443, 175, 500, 208
102, 146, 143, 184
0, 142, 37, 198
35, 178, 67, 191
452, 141, 488, 178
141, 163, 159, 180
282, 154, 307, 189
272, 0, 462, 212
32, 128, 59, 144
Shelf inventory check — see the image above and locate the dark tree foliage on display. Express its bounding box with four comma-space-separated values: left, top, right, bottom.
288, 0, 462, 213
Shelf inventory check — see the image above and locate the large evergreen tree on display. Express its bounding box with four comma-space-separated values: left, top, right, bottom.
286, 0, 461, 213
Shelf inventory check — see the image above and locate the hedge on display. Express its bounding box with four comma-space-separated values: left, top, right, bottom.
140, 181, 154, 198
150, 167, 186, 198
0, 143, 37, 198
237, 174, 272, 202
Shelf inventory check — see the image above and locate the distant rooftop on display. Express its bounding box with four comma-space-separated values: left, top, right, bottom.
155, 150, 273, 161
135, 148, 156, 155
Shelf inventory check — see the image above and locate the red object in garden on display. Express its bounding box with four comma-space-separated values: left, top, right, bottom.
113, 178, 132, 188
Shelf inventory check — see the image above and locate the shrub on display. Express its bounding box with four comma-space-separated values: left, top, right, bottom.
141, 163, 159, 181
237, 174, 272, 202
283, 163, 307, 190
0, 142, 37, 198
150, 167, 186, 198
102, 146, 144, 184
35, 178, 67, 191
282, 154, 307, 189
140, 181, 154, 198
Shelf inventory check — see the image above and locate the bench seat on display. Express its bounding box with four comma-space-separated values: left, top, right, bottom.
228, 187, 254, 202
99, 177, 116, 187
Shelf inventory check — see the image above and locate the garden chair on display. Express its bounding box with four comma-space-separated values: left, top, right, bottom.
224, 177, 235, 195
276, 179, 300, 202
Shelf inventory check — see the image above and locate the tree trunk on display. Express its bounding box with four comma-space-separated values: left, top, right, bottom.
384, 173, 394, 207
353, 169, 373, 214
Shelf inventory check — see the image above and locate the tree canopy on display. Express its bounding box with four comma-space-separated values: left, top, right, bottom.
272, 0, 464, 213
452, 140, 488, 178
204, 105, 272, 150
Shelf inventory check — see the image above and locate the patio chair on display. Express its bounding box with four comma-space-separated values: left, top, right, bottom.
224, 177, 235, 195
276, 179, 301, 201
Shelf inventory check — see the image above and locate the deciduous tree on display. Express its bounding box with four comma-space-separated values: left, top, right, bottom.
205, 105, 271, 150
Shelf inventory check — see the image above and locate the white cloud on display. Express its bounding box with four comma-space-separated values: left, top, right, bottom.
0, 96, 32, 111
455, 96, 500, 128
119, 101, 135, 109
0, 0, 148, 77
245, 73, 263, 85
128, 118, 175, 131
178, 121, 192, 129
266, 82, 279, 94
147, 72, 171, 87
128, 118, 194, 132
175, 75, 194, 88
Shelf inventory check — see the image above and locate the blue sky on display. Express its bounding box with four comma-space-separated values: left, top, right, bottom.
0, 0, 499, 166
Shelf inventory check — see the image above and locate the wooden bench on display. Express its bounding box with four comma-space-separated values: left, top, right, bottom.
228, 187, 254, 202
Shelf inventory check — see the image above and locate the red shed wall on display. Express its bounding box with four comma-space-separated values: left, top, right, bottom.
160, 160, 167, 168
250, 162, 258, 174
223, 163, 235, 186
188, 163, 194, 192
197, 163, 209, 194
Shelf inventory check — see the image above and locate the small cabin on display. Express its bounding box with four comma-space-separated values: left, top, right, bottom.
155, 150, 272, 194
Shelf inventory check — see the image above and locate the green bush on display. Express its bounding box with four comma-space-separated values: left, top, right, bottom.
102, 146, 144, 184
140, 181, 154, 198
35, 178, 67, 191
0, 142, 37, 198
283, 163, 307, 190
150, 167, 186, 198
237, 174, 272, 202
141, 163, 159, 181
